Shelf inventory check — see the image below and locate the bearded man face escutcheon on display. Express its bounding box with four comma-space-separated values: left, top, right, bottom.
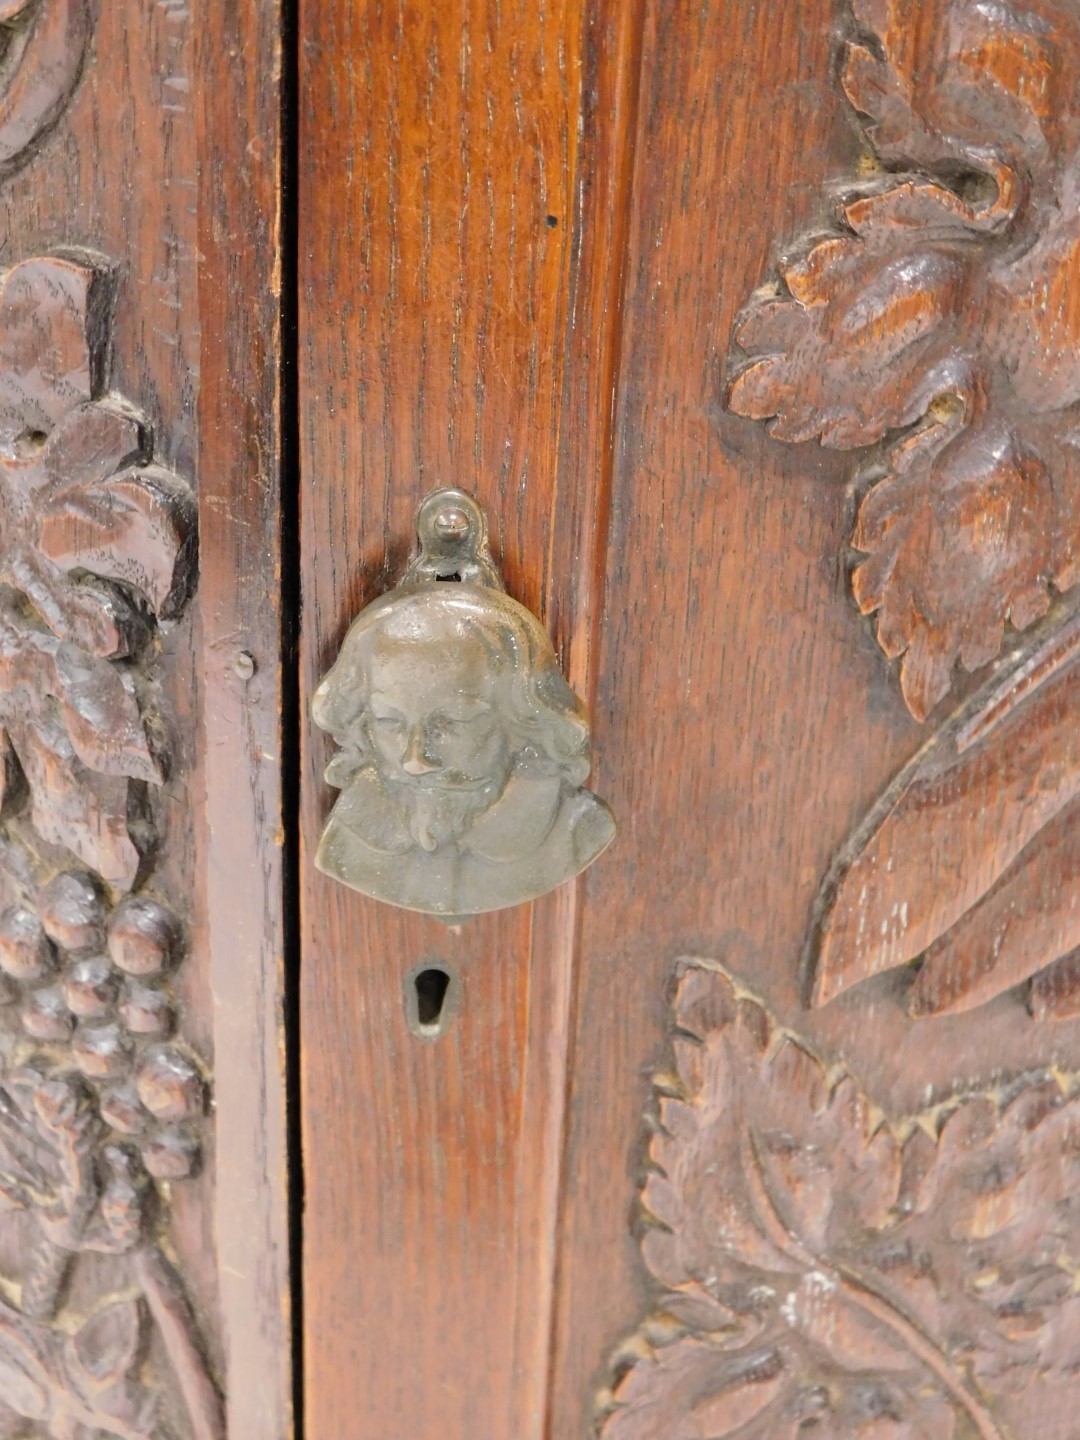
312, 489, 616, 917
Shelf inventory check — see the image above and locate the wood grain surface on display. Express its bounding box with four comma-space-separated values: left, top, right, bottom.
298, 4, 642, 1436
195, 0, 293, 1435
556, 0, 1080, 1435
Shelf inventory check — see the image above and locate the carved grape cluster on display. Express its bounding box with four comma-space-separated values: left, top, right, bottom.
0, 878, 205, 1182
0, 66, 214, 1434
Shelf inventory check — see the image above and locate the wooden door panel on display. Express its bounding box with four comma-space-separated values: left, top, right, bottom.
9, 0, 1079, 1433
297, 4, 643, 1436
547, 2, 902, 1428
571, 2, 1080, 1437
0, 4, 291, 1437
298, 0, 1080, 1436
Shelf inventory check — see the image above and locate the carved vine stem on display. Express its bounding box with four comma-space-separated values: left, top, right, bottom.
135, 1248, 226, 1440
742, 1130, 1005, 1440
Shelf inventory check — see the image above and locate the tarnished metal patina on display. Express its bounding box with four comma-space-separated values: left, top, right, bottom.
312, 489, 615, 917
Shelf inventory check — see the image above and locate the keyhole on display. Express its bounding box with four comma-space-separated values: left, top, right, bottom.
407, 965, 456, 1038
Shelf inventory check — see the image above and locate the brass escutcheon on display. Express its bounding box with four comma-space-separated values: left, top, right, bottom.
311, 489, 615, 917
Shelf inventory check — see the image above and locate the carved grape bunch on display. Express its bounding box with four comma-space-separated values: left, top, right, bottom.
0, 7, 219, 1434
0, 255, 195, 891
0, 884, 204, 1183
0, 248, 217, 1437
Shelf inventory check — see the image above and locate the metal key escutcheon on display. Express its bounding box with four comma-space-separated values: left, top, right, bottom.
311, 489, 615, 917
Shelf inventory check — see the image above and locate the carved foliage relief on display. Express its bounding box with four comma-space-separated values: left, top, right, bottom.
729, 0, 1080, 723
606, 7, 1080, 1438
0, 1, 221, 1433
809, 615, 1080, 1018
0, 253, 213, 1436
726, 0, 1080, 1018
601, 965, 1080, 1440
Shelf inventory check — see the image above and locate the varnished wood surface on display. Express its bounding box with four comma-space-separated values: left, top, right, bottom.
299, 0, 1080, 1436
295, 1, 901, 1436
298, 4, 642, 1436
0, 3, 291, 1436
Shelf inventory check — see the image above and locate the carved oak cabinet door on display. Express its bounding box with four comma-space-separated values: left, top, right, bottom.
0, 3, 291, 1440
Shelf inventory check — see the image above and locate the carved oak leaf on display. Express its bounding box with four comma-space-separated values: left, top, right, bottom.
602, 964, 1080, 1440
727, 0, 1080, 720
809, 611, 1080, 1013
